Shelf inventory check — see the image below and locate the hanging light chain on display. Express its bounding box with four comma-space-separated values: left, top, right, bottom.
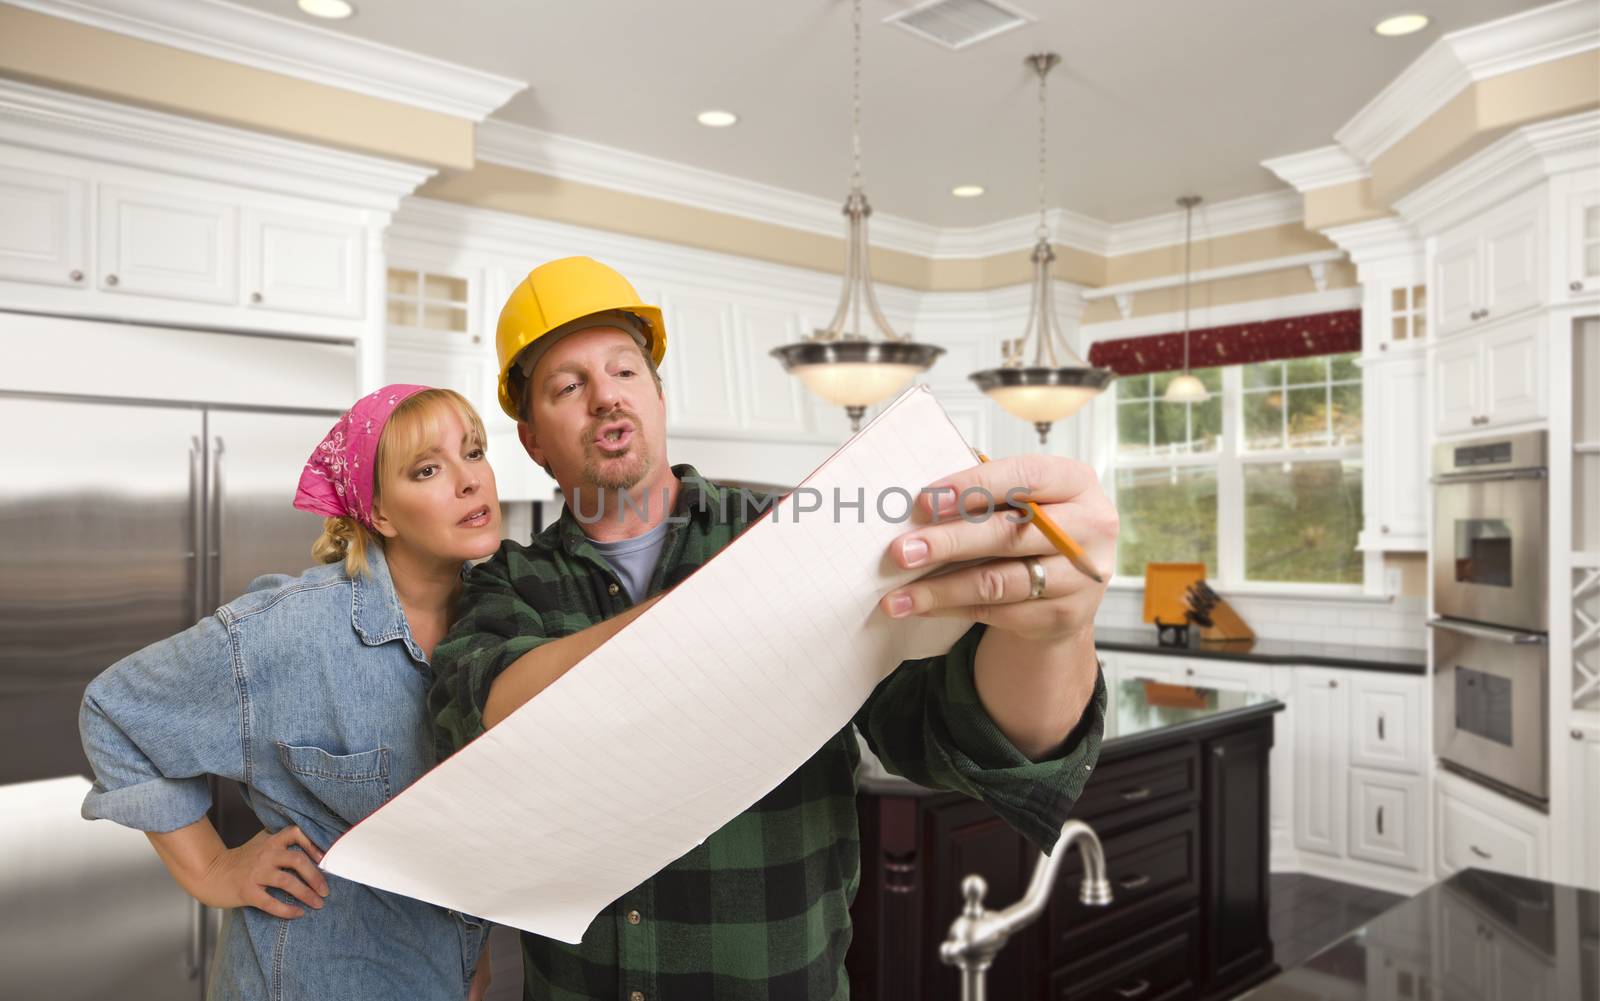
851, 0, 863, 193
1036, 54, 1049, 241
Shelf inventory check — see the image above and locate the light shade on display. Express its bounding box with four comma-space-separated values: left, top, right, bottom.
1163, 372, 1210, 402
790, 362, 924, 408
986, 384, 1103, 423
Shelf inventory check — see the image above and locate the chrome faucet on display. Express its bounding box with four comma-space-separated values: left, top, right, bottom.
939, 819, 1112, 1001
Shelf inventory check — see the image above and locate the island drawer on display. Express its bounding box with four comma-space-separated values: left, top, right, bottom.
1050, 807, 1200, 957
1049, 907, 1201, 1001
1074, 744, 1198, 825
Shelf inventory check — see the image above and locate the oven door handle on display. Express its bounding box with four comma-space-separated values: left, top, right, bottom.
1430, 469, 1547, 484
1427, 618, 1546, 645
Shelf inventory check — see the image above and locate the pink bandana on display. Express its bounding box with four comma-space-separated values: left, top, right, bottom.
293, 384, 430, 529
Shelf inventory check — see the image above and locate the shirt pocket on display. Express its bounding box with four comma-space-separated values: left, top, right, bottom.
274, 742, 391, 827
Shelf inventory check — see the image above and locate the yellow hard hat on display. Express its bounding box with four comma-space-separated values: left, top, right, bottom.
494, 256, 667, 421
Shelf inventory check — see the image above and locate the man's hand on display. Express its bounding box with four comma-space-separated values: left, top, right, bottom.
879, 453, 1116, 638
878, 453, 1116, 760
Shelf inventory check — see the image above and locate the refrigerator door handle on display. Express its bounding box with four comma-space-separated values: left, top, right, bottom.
189, 436, 205, 624
209, 436, 226, 613
187, 899, 205, 982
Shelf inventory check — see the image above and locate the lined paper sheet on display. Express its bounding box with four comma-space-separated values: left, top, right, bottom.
320, 385, 983, 943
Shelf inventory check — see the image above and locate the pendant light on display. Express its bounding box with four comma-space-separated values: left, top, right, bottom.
770, 0, 943, 432
969, 53, 1113, 445
1163, 195, 1209, 402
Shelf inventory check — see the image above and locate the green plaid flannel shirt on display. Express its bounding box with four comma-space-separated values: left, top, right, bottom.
430, 464, 1105, 1001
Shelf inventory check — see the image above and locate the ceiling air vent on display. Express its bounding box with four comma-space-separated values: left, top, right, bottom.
884, 0, 1033, 51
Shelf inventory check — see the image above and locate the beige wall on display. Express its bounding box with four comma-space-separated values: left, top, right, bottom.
1386, 552, 1429, 598
0, 5, 475, 169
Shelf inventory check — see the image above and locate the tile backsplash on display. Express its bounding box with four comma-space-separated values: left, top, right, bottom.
1094, 588, 1427, 650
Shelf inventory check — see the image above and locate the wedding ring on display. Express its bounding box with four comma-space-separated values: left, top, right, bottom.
1024, 556, 1047, 600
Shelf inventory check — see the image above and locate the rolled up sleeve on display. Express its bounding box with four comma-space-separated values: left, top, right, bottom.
429, 553, 556, 760
79, 614, 245, 833
853, 623, 1106, 853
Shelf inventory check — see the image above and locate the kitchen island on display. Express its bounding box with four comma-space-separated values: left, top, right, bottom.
1244, 868, 1598, 1000
849, 677, 1284, 1001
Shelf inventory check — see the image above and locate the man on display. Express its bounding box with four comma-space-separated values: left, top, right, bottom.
430, 256, 1117, 1001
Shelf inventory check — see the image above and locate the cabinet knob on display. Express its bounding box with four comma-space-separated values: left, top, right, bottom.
1185, 667, 1195, 676
1377, 805, 1385, 836
1380, 342, 1389, 351
105, 273, 119, 287
1571, 280, 1585, 292
1329, 679, 1339, 688
1212, 746, 1226, 758
472, 334, 483, 344
1469, 844, 1492, 860
250, 291, 263, 304
1381, 525, 1390, 534
1575, 729, 1586, 740
69, 269, 83, 283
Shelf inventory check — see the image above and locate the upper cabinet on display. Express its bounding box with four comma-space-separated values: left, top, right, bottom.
1362, 353, 1427, 549
1433, 188, 1546, 338
1559, 169, 1600, 302
98, 184, 238, 304
0, 163, 88, 288
242, 209, 366, 319
1433, 313, 1547, 436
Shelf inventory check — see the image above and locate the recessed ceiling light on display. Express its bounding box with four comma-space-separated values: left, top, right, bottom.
951, 184, 986, 198
696, 110, 739, 128
298, 0, 355, 18
1374, 13, 1429, 37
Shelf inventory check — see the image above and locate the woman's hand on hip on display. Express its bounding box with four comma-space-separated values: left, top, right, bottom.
199, 825, 331, 918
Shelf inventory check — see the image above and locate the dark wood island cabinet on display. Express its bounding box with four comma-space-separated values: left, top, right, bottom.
849, 681, 1283, 1001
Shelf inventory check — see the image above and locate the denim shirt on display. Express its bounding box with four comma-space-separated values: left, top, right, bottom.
79, 547, 487, 1001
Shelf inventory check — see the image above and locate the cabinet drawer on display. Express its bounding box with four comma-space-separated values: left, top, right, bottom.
1050, 908, 1200, 1001
1051, 809, 1199, 956
1348, 674, 1424, 774
1436, 779, 1545, 879
1075, 744, 1198, 826
1348, 768, 1425, 872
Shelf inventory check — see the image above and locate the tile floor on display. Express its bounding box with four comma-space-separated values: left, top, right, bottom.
1269, 872, 1407, 970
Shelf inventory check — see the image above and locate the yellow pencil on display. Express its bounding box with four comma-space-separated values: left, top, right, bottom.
976, 451, 1105, 585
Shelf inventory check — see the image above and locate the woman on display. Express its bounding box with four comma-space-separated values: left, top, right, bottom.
79, 385, 502, 1001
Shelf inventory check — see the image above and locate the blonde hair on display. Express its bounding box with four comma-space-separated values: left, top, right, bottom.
311, 388, 490, 578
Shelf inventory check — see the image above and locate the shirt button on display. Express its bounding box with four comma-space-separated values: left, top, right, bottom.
626, 909, 642, 925
608, 582, 621, 597
630, 992, 646, 1001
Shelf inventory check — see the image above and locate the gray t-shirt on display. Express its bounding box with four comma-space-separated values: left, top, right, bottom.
588, 518, 671, 604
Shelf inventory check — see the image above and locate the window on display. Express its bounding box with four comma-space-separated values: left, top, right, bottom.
1109, 352, 1364, 587
1390, 285, 1427, 344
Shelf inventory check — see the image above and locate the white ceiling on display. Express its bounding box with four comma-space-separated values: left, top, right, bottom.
229, 0, 1544, 227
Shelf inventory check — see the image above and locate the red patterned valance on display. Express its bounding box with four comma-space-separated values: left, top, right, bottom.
1086, 309, 1361, 376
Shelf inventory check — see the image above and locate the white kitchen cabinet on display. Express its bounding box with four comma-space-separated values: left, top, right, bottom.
243, 209, 365, 318
1567, 724, 1600, 891
1294, 668, 1349, 858
385, 344, 491, 421
1433, 188, 1546, 338
0, 163, 88, 288
97, 183, 238, 304
1433, 314, 1547, 435
1112, 653, 1185, 685
1349, 672, 1426, 774
661, 294, 740, 435
1362, 354, 1428, 550
1434, 769, 1548, 880
1348, 769, 1426, 871
1565, 188, 1600, 299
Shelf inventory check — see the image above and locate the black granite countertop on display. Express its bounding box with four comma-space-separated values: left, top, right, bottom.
858, 678, 1283, 795
1094, 625, 1426, 675
1245, 869, 1599, 1000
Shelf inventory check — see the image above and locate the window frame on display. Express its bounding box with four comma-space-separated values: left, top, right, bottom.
1100, 358, 1374, 597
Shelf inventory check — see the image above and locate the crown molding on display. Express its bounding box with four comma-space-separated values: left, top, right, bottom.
1261, 145, 1370, 193
0, 78, 434, 208
1319, 217, 1423, 268
477, 119, 1301, 263
1392, 110, 1600, 234
1103, 190, 1304, 256
1080, 287, 1363, 341
4, 0, 527, 122
1336, 0, 1600, 165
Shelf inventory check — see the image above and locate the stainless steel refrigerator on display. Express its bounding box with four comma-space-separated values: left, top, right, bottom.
0, 311, 355, 1000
